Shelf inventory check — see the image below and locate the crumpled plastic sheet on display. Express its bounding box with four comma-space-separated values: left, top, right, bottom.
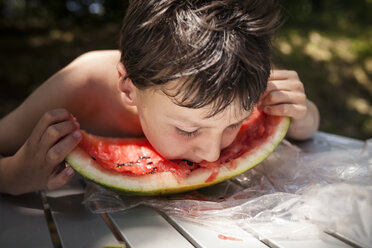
84, 136, 372, 247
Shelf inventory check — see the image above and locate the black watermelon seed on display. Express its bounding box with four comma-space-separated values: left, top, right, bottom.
117, 162, 134, 168
146, 167, 158, 174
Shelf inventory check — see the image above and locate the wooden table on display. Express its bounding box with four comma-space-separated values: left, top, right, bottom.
0, 132, 368, 248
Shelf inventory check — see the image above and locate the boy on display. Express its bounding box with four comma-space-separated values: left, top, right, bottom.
0, 0, 319, 195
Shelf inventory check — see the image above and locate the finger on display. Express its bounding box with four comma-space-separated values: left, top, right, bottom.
266, 79, 304, 93
40, 120, 80, 152
261, 91, 306, 106
29, 109, 72, 146
47, 164, 75, 190
269, 70, 299, 81
263, 104, 307, 119
45, 130, 82, 165
261, 80, 304, 100
51, 162, 67, 175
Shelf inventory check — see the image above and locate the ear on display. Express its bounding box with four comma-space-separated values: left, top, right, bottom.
117, 62, 137, 106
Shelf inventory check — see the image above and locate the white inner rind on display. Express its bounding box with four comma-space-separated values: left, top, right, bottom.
66, 117, 290, 195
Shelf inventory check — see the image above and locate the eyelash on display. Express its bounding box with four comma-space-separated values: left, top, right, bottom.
176, 128, 199, 138
176, 123, 241, 138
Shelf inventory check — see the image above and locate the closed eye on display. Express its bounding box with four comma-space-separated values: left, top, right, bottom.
176, 122, 242, 138
227, 122, 243, 131
176, 127, 199, 138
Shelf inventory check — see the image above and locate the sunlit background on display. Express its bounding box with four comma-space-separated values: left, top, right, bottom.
0, 0, 371, 139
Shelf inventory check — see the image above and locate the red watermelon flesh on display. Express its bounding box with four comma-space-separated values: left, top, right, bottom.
66, 109, 290, 195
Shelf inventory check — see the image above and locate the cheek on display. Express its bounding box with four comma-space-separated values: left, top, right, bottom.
154, 134, 192, 159
142, 123, 191, 159
221, 129, 240, 149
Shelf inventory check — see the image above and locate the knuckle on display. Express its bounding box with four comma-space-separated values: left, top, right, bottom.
289, 70, 299, 78
297, 82, 305, 92
268, 92, 283, 103
42, 111, 54, 123
299, 94, 307, 103
25, 138, 34, 149
46, 125, 61, 139
299, 104, 308, 112
266, 93, 274, 102
289, 79, 304, 92
54, 108, 70, 119
42, 109, 70, 122
46, 148, 61, 162
58, 108, 70, 117
269, 92, 279, 102
296, 105, 307, 118
282, 104, 290, 115
266, 81, 276, 91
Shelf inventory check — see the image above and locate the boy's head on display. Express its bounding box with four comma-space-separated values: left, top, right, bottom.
117, 0, 281, 162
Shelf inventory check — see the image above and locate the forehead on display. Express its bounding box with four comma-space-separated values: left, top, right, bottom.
138, 85, 250, 126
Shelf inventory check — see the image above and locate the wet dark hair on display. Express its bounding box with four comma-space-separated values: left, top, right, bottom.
120, 0, 281, 117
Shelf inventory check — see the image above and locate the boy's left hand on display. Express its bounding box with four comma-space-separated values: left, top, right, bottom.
258, 69, 320, 140
258, 70, 307, 120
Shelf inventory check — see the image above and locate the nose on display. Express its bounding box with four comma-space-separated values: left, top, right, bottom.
195, 134, 221, 162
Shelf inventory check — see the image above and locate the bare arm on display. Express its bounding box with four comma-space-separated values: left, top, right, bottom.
0, 56, 89, 155
0, 53, 91, 194
0, 50, 123, 194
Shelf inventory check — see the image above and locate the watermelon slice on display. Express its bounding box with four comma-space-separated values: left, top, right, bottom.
65, 110, 290, 195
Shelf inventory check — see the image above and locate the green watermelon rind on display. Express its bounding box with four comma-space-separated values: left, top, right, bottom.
66, 117, 290, 195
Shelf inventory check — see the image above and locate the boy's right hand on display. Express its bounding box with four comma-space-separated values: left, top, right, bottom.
7, 108, 82, 195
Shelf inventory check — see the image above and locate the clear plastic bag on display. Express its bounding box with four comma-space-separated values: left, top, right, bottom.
83, 136, 372, 246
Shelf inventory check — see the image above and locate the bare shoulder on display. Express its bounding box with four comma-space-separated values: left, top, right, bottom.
0, 50, 122, 154
70, 50, 120, 69
66, 50, 120, 86
29, 50, 121, 109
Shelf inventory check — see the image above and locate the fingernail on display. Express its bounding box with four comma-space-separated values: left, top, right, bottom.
74, 121, 80, 128
65, 166, 74, 176
72, 130, 82, 139
70, 113, 78, 122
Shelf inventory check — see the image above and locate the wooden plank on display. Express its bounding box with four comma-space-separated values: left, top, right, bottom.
273, 237, 352, 248
168, 216, 352, 248
109, 206, 195, 248
46, 175, 121, 248
0, 192, 54, 248
239, 222, 354, 248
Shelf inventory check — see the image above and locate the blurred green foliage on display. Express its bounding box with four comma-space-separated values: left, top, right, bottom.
0, 0, 371, 139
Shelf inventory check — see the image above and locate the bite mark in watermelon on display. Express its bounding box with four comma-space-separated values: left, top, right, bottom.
65, 110, 290, 195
